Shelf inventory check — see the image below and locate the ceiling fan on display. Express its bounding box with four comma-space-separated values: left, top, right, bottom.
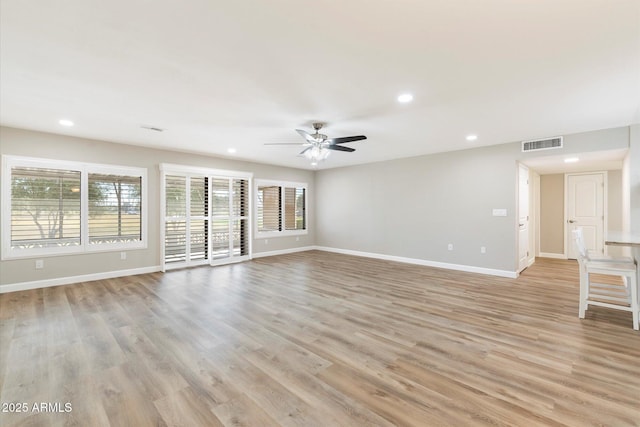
265, 123, 366, 163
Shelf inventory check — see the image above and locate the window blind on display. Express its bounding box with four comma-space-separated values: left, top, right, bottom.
165, 175, 187, 263
10, 167, 81, 249
190, 177, 208, 261
88, 173, 142, 244
284, 187, 305, 231
232, 179, 249, 256
257, 186, 281, 232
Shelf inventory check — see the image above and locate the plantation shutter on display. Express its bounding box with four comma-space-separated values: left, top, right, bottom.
88, 174, 142, 244
164, 175, 187, 263
284, 187, 306, 231
232, 179, 249, 256
189, 177, 208, 261
258, 186, 281, 232
10, 167, 81, 249
210, 178, 230, 259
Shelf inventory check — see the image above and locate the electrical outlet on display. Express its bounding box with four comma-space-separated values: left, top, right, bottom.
296, 236, 300, 241
35, 259, 44, 269
447, 243, 453, 251
120, 252, 127, 260
480, 246, 486, 254
264, 239, 268, 245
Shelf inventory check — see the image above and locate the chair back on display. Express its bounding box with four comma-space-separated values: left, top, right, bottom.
572, 228, 589, 265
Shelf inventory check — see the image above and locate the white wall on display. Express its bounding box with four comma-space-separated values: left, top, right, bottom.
315, 127, 630, 274
0, 126, 315, 288
316, 143, 520, 273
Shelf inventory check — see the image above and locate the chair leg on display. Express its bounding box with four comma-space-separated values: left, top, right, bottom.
630, 274, 639, 331
579, 270, 587, 319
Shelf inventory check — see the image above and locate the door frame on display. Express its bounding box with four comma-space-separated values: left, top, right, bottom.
517, 163, 533, 273
563, 171, 608, 259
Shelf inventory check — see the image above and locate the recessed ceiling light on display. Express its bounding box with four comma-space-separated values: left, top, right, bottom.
397, 93, 413, 103
564, 157, 579, 163
59, 119, 74, 127
466, 134, 478, 141
227, 148, 237, 154
311, 161, 318, 166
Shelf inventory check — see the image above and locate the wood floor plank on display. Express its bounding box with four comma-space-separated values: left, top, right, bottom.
1, 253, 639, 426
211, 392, 281, 427
154, 386, 224, 427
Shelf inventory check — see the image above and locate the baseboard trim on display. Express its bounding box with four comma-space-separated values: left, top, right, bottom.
314, 246, 518, 278
0, 265, 162, 294
252, 246, 316, 259
538, 252, 567, 260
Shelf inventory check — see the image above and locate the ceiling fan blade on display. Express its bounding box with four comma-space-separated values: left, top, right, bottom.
264, 142, 307, 145
326, 145, 355, 152
298, 146, 312, 156
296, 129, 317, 143
327, 135, 367, 144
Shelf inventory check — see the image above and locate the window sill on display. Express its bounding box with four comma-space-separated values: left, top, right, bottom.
2, 242, 147, 261
254, 230, 308, 239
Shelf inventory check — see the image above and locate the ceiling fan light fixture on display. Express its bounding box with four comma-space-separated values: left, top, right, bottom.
268, 123, 365, 165
305, 145, 331, 162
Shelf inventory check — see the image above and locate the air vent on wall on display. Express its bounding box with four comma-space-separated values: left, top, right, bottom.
522, 136, 563, 152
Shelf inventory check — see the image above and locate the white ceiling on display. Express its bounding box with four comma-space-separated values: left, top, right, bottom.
1, 1, 639, 170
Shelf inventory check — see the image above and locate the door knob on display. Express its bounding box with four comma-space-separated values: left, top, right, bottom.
568, 220, 576, 223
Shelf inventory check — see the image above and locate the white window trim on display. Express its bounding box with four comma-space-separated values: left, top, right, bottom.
255, 179, 308, 238
159, 163, 253, 179
2, 155, 148, 260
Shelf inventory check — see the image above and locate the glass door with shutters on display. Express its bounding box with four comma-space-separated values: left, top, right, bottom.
161, 167, 251, 270
210, 177, 249, 264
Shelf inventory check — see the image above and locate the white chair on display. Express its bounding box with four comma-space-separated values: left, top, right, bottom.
572, 229, 639, 330
573, 228, 633, 263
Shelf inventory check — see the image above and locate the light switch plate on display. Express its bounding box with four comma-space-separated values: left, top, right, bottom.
492, 208, 507, 217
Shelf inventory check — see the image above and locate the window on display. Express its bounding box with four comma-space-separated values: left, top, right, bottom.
257, 186, 280, 232
284, 186, 306, 231
160, 164, 252, 270
88, 173, 142, 245
2, 155, 147, 259
256, 180, 307, 236
10, 167, 82, 249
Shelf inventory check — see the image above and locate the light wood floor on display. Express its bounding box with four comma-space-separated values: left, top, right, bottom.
1, 252, 639, 426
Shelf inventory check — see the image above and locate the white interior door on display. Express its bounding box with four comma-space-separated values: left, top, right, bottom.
518, 164, 529, 272
566, 173, 604, 259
